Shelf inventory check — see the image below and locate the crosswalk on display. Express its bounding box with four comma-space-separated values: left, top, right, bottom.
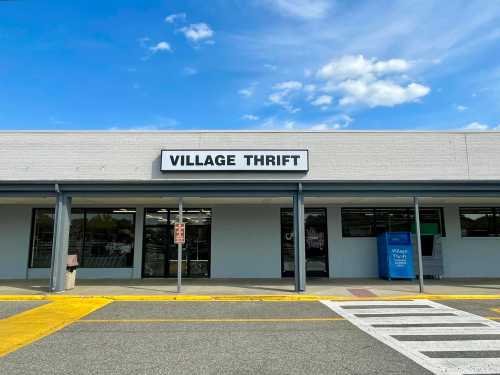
321, 299, 500, 375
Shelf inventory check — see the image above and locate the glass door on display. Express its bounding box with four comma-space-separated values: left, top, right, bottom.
142, 208, 211, 278
280, 208, 329, 277
142, 209, 170, 277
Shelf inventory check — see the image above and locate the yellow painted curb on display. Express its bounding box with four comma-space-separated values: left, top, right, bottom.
0, 297, 111, 357
0, 294, 500, 302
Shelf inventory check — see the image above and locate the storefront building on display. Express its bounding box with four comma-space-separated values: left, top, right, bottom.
1, 131, 500, 291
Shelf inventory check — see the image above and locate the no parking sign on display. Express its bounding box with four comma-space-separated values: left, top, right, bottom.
174, 223, 185, 244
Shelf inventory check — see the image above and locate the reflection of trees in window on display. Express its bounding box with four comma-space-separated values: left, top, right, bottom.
342, 207, 445, 238
30, 208, 135, 268
460, 208, 498, 237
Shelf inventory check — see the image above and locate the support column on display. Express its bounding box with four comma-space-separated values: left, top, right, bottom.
293, 186, 306, 292
413, 196, 425, 293
49, 192, 72, 293
132, 206, 145, 279
177, 198, 183, 293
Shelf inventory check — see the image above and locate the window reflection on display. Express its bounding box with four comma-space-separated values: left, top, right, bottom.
460, 207, 497, 237
143, 208, 211, 278
280, 208, 328, 277
30, 208, 135, 268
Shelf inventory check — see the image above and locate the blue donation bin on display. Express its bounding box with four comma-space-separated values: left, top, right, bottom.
377, 232, 415, 280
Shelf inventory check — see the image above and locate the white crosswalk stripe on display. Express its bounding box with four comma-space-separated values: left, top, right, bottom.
321, 299, 500, 375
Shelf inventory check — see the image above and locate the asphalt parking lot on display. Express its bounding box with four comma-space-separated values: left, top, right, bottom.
0, 298, 499, 374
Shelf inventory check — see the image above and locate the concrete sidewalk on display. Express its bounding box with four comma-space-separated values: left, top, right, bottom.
1, 278, 500, 297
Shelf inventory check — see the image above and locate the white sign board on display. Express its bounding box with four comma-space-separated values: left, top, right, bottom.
161, 150, 309, 172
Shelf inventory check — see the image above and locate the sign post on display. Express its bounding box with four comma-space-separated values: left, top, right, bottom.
175, 198, 185, 293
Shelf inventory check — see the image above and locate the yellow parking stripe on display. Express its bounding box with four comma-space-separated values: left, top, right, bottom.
0, 298, 111, 357
491, 308, 500, 314
78, 317, 345, 323
0, 294, 500, 302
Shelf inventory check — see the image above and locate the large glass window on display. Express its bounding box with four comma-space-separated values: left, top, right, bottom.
29, 208, 135, 268
341, 207, 445, 238
460, 207, 499, 237
30, 209, 55, 268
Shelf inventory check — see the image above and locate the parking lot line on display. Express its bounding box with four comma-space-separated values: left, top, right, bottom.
78, 317, 345, 323
1, 294, 500, 302
0, 298, 111, 357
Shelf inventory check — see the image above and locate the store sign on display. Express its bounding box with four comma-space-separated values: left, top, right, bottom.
161, 150, 308, 172
174, 223, 185, 244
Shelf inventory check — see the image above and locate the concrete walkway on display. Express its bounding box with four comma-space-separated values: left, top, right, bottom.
1, 278, 500, 297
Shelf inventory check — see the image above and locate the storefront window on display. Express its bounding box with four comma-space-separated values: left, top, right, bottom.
460, 208, 497, 237
82, 209, 135, 268
30, 209, 55, 268
29, 208, 135, 268
374, 208, 410, 235
341, 208, 374, 237
342, 207, 445, 238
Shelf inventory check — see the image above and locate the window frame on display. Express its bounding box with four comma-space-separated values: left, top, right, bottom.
341, 207, 446, 238
142, 208, 212, 278
459, 207, 500, 237
28, 207, 136, 269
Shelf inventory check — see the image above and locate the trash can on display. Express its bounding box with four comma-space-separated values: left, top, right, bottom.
377, 232, 415, 280
65, 254, 78, 290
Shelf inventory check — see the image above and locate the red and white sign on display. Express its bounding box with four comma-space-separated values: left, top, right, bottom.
174, 223, 185, 244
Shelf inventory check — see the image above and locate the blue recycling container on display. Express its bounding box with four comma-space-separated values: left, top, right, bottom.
377, 232, 415, 280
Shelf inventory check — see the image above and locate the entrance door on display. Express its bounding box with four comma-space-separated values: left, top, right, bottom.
280, 208, 329, 277
142, 208, 211, 278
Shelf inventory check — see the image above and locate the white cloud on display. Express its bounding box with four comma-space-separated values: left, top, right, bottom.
337, 80, 430, 107
242, 114, 259, 121
261, 0, 331, 19
317, 55, 410, 81
456, 105, 468, 112
273, 81, 302, 90
183, 67, 198, 76
264, 64, 277, 71
304, 84, 316, 93
268, 82, 302, 113
239, 89, 253, 97
258, 113, 352, 131
165, 13, 186, 24
178, 23, 214, 42
463, 121, 489, 131
314, 55, 429, 108
238, 83, 257, 98
311, 95, 332, 107
149, 41, 172, 52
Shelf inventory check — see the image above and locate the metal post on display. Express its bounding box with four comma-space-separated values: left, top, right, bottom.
177, 198, 183, 293
413, 196, 425, 293
49, 191, 72, 293
293, 186, 306, 292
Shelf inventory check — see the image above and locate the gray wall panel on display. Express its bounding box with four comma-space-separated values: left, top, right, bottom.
441, 206, 500, 277
0, 206, 31, 279
0, 131, 488, 182
211, 205, 281, 278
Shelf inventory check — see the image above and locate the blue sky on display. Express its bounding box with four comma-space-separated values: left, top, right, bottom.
1, 0, 499, 131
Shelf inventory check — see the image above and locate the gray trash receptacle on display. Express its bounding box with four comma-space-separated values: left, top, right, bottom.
65, 255, 79, 290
